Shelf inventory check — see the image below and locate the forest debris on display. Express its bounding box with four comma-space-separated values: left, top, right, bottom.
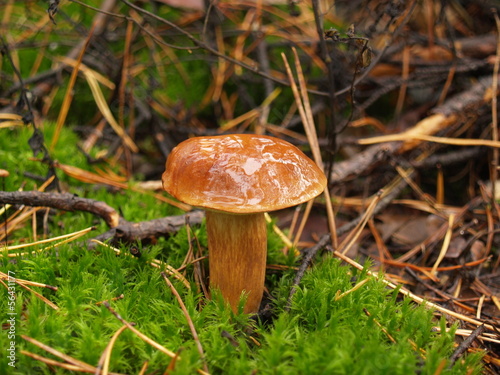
87, 211, 203, 248
0, 272, 59, 310
448, 325, 486, 367
352, 75, 497, 178
332, 248, 498, 332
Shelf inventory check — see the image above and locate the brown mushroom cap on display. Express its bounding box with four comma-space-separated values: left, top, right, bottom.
162, 134, 327, 214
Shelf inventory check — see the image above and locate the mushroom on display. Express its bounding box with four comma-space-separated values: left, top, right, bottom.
162, 134, 327, 313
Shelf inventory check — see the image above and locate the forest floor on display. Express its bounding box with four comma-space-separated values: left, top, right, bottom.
0, 0, 499, 374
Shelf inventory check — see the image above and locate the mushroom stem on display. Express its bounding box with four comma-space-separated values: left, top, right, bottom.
205, 210, 267, 314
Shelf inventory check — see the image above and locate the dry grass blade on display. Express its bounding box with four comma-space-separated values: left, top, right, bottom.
292, 199, 313, 248
95, 325, 129, 375
5, 227, 94, 258
0, 207, 42, 242
21, 351, 95, 373
338, 191, 381, 255
51, 24, 94, 150
281, 50, 337, 247
84, 72, 138, 153
395, 46, 410, 118
220, 88, 281, 131
264, 212, 293, 248
161, 273, 208, 374
219, 108, 260, 132
0, 120, 24, 128
291, 48, 322, 168
357, 113, 457, 150
490, 10, 500, 220
0, 113, 23, 128
103, 302, 178, 359
492, 295, 500, 310
4, 226, 94, 252
363, 308, 397, 344
360, 133, 500, 149
212, 26, 227, 103
435, 327, 500, 345
430, 214, 455, 275
394, 165, 436, 208
0, 177, 54, 229
162, 350, 182, 375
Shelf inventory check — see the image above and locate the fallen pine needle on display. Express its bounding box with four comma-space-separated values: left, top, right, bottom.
359, 133, 500, 148
21, 351, 95, 373
103, 301, 178, 359
5, 227, 94, 258
162, 272, 208, 374
22, 335, 98, 372
4, 226, 94, 252
0, 272, 57, 290
335, 278, 370, 301
16, 282, 59, 310
95, 325, 129, 375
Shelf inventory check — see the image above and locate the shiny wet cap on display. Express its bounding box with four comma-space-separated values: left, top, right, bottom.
162, 134, 327, 213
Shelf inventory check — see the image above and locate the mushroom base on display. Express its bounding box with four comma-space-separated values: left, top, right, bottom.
206, 211, 267, 314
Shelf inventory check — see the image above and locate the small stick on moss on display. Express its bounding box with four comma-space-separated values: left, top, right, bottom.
95, 294, 124, 306
363, 308, 397, 344
0, 190, 204, 247
0, 191, 121, 228
448, 324, 485, 367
